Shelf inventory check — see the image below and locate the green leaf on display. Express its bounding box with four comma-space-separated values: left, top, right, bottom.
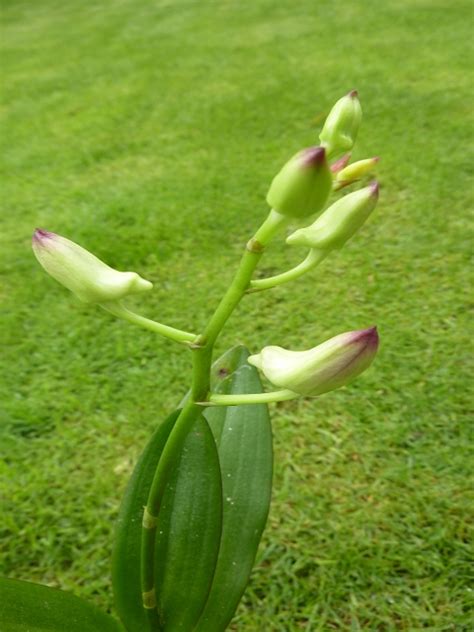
112, 410, 223, 632
114, 346, 271, 632
112, 411, 178, 632
154, 413, 222, 630
194, 345, 273, 632
0, 577, 123, 632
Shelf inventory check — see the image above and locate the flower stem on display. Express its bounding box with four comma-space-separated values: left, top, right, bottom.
100, 302, 197, 344
140, 401, 201, 601
140, 208, 286, 610
204, 389, 297, 406
253, 209, 289, 245
249, 249, 327, 291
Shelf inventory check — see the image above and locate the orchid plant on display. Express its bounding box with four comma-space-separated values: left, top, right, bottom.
2, 91, 380, 632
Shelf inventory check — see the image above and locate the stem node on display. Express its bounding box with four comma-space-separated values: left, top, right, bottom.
142, 507, 158, 529
142, 589, 156, 609
246, 237, 265, 253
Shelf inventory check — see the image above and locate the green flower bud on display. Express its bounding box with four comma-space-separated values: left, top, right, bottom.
32, 229, 153, 303
248, 327, 379, 396
319, 90, 362, 157
286, 182, 379, 251
266, 146, 332, 219
336, 156, 379, 187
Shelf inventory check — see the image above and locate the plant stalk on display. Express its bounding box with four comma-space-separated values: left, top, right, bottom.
249, 249, 327, 291
140, 209, 285, 609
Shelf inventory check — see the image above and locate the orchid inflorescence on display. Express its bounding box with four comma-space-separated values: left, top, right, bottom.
33, 90, 380, 404
24, 90, 382, 631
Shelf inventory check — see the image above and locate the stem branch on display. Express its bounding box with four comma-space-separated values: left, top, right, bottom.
100, 302, 197, 344
204, 389, 297, 406
140, 401, 201, 597
249, 249, 327, 291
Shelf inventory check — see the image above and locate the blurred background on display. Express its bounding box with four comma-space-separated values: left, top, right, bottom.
1, 1, 472, 629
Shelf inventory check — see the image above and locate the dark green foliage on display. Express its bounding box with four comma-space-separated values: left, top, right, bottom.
112, 412, 177, 632
0, 577, 123, 632
196, 347, 273, 631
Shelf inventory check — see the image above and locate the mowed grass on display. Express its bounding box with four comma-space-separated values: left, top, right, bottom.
1, 1, 473, 629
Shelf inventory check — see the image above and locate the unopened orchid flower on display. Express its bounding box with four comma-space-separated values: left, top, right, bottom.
266, 146, 332, 219
319, 90, 362, 158
248, 327, 379, 396
286, 182, 379, 252
32, 229, 153, 303
335, 156, 380, 188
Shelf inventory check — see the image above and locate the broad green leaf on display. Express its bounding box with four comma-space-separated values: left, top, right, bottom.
112, 410, 223, 632
112, 411, 178, 632
154, 413, 222, 630
194, 345, 273, 632
0, 577, 122, 632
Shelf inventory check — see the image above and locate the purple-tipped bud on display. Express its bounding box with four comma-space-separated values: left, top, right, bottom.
301, 146, 326, 166
266, 146, 332, 219
319, 91, 362, 158
286, 182, 379, 251
32, 229, 153, 303
369, 180, 379, 195
33, 228, 55, 243
330, 154, 352, 173
248, 327, 379, 396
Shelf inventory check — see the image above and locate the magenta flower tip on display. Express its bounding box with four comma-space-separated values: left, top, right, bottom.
363, 326, 379, 348
330, 153, 351, 173
369, 181, 380, 196
32, 228, 55, 244
350, 326, 379, 348
301, 146, 326, 167
348, 89, 359, 98
367, 325, 378, 340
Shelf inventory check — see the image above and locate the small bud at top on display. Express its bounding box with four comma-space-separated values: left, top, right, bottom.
336, 156, 379, 187
286, 182, 379, 251
32, 229, 153, 303
319, 90, 362, 158
248, 327, 379, 396
266, 146, 332, 219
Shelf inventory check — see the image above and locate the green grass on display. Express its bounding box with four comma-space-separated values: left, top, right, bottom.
1, 0, 473, 629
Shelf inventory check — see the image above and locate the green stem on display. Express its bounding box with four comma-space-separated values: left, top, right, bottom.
249, 248, 327, 291
253, 209, 288, 244
190, 209, 288, 391
140, 208, 287, 609
140, 401, 201, 599
201, 248, 263, 346
204, 389, 297, 406
100, 302, 197, 344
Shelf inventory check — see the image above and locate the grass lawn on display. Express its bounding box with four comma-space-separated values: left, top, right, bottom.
1, 0, 472, 629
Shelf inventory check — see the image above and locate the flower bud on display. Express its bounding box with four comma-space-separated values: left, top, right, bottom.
330, 153, 351, 173
248, 327, 379, 396
32, 229, 153, 303
266, 146, 332, 219
286, 182, 379, 251
319, 90, 362, 157
336, 156, 379, 187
